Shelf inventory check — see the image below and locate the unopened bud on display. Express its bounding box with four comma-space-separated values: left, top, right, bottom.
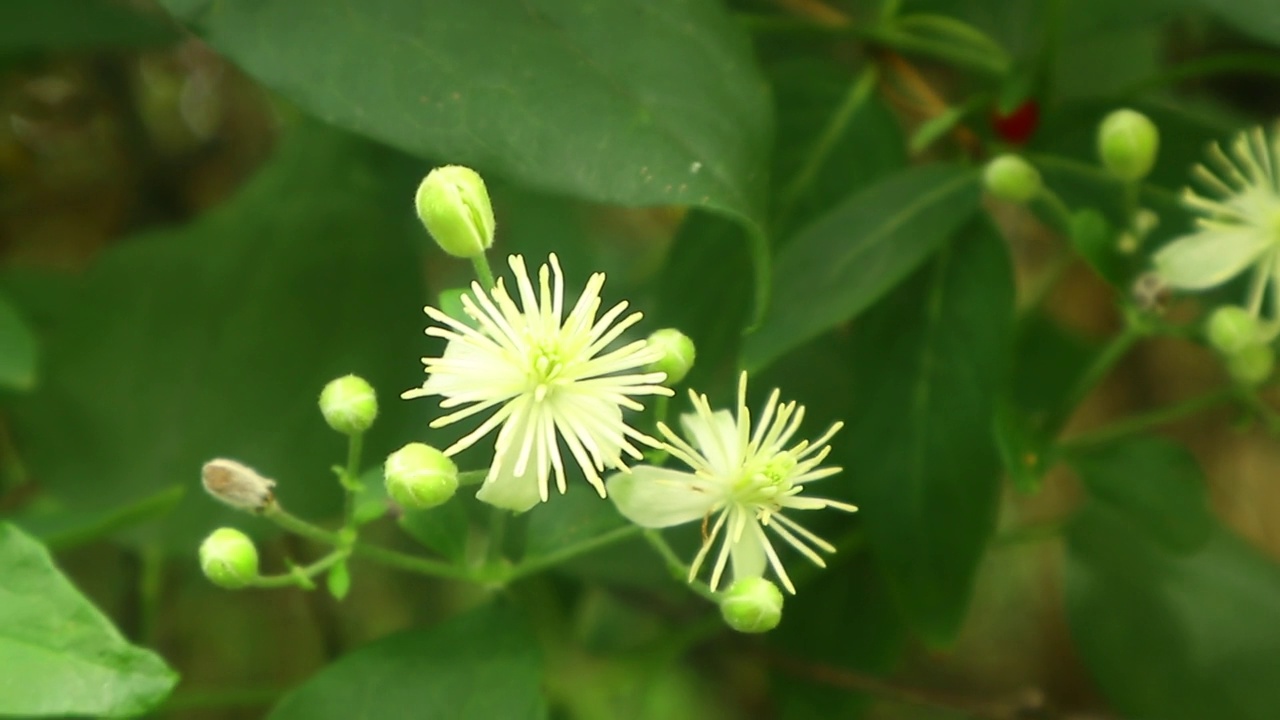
384, 443, 458, 510
646, 328, 696, 385
982, 154, 1042, 203
415, 165, 495, 259
1098, 109, 1159, 181
719, 576, 784, 633
1207, 306, 1261, 356
199, 528, 258, 589
202, 458, 277, 513
1228, 343, 1274, 386
319, 375, 378, 435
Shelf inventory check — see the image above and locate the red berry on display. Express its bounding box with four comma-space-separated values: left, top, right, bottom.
991, 100, 1040, 145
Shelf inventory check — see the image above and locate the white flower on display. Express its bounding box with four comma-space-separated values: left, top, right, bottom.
1153, 125, 1280, 328
607, 373, 856, 594
402, 254, 672, 512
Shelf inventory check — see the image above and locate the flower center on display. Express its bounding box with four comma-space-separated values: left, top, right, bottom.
732, 452, 798, 505
530, 343, 567, 402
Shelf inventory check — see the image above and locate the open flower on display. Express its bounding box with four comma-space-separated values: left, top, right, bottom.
607, 373, 856, 594
403, 254, 672, 512
1153, 125, 1280, 330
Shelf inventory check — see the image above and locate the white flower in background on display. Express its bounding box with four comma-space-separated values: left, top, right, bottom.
403, 254, 672, 512
607, 373, 856, 594
1153, 125, 1280, 332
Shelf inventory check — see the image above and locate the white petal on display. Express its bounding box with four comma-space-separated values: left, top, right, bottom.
605, 466, 719, 528
475, 434, 544, 513
730, 514, 768, 583
1153, 228, 1272, 290
679, 409, 740, 475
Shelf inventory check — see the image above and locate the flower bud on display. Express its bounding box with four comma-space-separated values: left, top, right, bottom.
319, 374, 378, 435
202, 458, 277, 513
646, 328, 696, 385
199, 528, 258, 589
415, 165, 495, 259
719, 576, 784, 633
1098, 109, 1159, 181
982, 154, 1042, 203
384, 443, 458, 510
1207, 306, 1261, 356
1228, 343, 1274, 386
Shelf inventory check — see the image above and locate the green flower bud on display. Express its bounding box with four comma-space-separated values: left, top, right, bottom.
199, 528, 258, 589
415, 165, 495, 259
982, 154, 1042, 203
384, 443, 458, 510
1228, 343, 1274, 386
646, 328, 696, 385
1207, 306, 1261, 356
719, 576, 784, 633
1098, 109, 1159, 181
319, 375, 378, 435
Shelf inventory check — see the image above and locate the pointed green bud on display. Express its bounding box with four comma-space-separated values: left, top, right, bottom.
719, 576, 784, 633
646, 328, 696, 386
199, 528, 259, 589
415, 165, 495, 259
384, 443, 458, 510
982, 154, 1041, 203
1228, 343, 1274, 386
319, 374, 377, 435
1098, 109, 1159, 181
1207, 306, 1261, 356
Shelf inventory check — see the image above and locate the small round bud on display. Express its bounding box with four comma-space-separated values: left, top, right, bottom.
415, 165, 495, 259
646, 328, 696, 385
202, 458, 277, 513
1207, 306, 1261, 356
982, 154, 1042, 203
1227, 343, 1274, 386
1097, 109, 1159, 181
384, 443, 458, 510
319, 375, 378, 435
199, 528, 258, 589
719, 576, 784, 633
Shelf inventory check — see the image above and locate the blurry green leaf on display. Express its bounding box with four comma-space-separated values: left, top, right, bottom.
744, 164, 981, 372
1069, 437, 1214, 553
352, 468, 391, 527
0, 291, 37, 391
160, 0, 771, 237
844, 218, 1013, 646
13, 485, 185, 551
1192, 0, 1280, 48
523, 481, 627, 561
269, 602, 545, 720
0, 523, 177, 716
398, 498, 471, 564
1066, 504, 1280, 720
8, 122, 426, 550
0, 0, 175, 53
326, 560, 351, 601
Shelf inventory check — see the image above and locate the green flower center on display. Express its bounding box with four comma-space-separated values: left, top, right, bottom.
733, 452, 798, 504
530, 343, 567, 402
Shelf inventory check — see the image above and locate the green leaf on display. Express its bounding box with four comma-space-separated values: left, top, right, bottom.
844, 217, 1013, 645
7, 122, 426, 550
159, 0, 771, 239
398, 498, 472, 564
269, 602, 546, 720
743, 164, 981, 372
1068, 437, 1214, 553
523, 481, 628, 562
1066, 504, 1280, 720
14, 485, 185, 551
0, 291, 37, 391
326, 560, 351, 601
0, 523, 177, 716
0, 0, 175, 53
1192, 0, 1280, 48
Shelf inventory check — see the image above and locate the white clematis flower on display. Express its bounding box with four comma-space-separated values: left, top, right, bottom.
607, 373, 856, 594
1153, 125, 1280, 330
403, 254, 672, 512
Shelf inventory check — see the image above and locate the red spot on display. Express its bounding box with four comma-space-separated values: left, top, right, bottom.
990, 100, 1040, 145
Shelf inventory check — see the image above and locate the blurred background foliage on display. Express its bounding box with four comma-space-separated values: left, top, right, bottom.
2, 0, 1280, 718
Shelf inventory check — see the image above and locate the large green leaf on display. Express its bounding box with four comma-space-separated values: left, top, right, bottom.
0, 291, 37, 391
0, 523, 177, 716
159, 0, 771, 231
269, 602, 545, 720
1066, 504, 1280, 720
843, 217, 1013, 646
7, 123, 426, 549
743, 164, 980, 372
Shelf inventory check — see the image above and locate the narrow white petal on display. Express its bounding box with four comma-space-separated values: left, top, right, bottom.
1153, 228, 1272, 290
606, 466, 721, 528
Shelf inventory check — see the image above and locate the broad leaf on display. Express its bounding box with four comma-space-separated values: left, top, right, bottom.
0, 291, 37, 391
744, 164, 980, 371
0, 523, 177, 716
844, 217, 1013, 645
269, 602, 545, 720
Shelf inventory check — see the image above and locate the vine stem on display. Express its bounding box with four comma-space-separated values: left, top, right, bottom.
1044, 324, 1144, 438
507, 525, 642, 581
251, 548, 348, 589
1056, 387, 1237, 452
470, 253, 497, 291
642, 529, 719, 602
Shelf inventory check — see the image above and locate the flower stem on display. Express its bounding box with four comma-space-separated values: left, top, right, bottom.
341, 431, 364, 529
1056, 387, 1237, 452
1045, 324, 1143, 438
508, 525, 642, 581
471, 253, 497, 291
251, 548, 348, 589
642, 529, 719, 602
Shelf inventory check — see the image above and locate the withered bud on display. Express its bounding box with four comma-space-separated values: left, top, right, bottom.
202, 458, 277, 513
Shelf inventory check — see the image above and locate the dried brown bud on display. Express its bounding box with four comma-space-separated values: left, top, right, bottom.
202, 458, 277, 513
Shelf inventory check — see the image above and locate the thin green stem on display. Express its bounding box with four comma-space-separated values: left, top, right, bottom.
471, 253, 497, 291
1056, 387, 1236, 452
508, 525, 642, 581
852, 25, 1008, 75
1033, 186, 1075, 234
251, 549, 348, 589
1045, 326, 1143, 438
642, 529, 718, 602
1123, 51, 1280, 95
1027, 152, 1180, 206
